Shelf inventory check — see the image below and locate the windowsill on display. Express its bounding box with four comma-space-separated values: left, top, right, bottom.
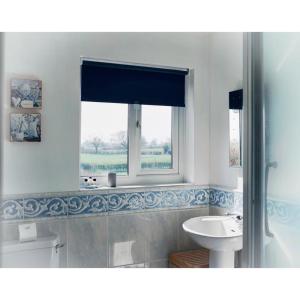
79, 182, 199, 193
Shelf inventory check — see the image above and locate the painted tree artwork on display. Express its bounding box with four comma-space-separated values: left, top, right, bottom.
10, 114, 41, 142
11, 79, 42, 108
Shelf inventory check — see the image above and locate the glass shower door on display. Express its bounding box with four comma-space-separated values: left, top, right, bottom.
245, 33, 300, 267
263, 33, 300, 267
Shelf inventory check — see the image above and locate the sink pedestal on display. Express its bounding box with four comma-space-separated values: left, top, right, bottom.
209, 250, 235, 268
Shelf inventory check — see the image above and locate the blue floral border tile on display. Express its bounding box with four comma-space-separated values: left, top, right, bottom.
176, 189, 195, 208
23, 197, 68, 219
192, 189, 209, 206
209, 189, 234, 208
161, 190, 179, 209
5, 186, 300, 237
108, 192, 144, 213
126, 192, 144, 211
1, 187, 244, 221
0, 199, 23, 220
144, 191, 164, 210
68, 194, 107, 216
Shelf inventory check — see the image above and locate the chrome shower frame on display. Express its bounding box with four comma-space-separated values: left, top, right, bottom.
242, 32, 266, 267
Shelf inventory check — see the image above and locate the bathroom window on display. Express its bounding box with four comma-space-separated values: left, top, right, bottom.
80, 102, 129, 176
80, 103, 181, 185
139, 105, 178, 173
80, 59, 186, 186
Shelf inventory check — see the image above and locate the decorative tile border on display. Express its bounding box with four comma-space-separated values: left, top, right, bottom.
267, 198, 300, 227
4, 185, 298, 228
108, 192, 144, 213
0, 186, 235, 221
209, 188, 243, 214
193, 189, 210, 206
23, 197, 68, 219
0, 199, 24, 221
68, 194, 107, 216
209, 189, 234, 208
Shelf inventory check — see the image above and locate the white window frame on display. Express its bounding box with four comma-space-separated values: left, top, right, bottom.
80, 103, 183, 187
134, 104, 179, 176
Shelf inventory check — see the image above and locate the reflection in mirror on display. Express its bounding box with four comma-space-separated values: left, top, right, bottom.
229, 89, 243, 168
229, 109, 242, 167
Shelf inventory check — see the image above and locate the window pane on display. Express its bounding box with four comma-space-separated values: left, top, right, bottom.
229, 109, 241, 167
140, 105, 172, 170
80, 102, 128, 176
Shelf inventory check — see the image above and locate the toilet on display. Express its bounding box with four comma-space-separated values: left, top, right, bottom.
1, 235, 62, 268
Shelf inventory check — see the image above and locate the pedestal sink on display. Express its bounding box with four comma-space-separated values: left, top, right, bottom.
182, 216, 243, 268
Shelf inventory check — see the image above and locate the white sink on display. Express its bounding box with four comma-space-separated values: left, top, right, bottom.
183, 216, 243, 268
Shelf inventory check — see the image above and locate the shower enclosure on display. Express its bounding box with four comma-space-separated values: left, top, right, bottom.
243, 33, 300, 267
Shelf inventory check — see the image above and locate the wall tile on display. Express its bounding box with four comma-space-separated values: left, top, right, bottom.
23, 197, 68, 219
118, 263, 145, 268
161, 190, 179, 208
126, 192, 144, 211
108, 213, 146, 267
0, 185, 245, 268
1, 199, 23, 220
144, 191, 164, 210
209, 189, 234, 208
1, 186, 214, 221
147, 259, 169, 268
192, 189, 210, 206
177, 207, 209, 251
234, 192, 243, 214
36, 219, 68, 267
145, 210, 178, 261
67, 216, 108, 268
1, 222, 20, 241
68, 194, 107, 216
176, 189, 195, 208
209, 206, 228, 216
108, 192, 144, 213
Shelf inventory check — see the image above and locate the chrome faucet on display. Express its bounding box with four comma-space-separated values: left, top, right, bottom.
225, 212, 243, 220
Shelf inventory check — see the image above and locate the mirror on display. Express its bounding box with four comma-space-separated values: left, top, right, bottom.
229, 89, 243, 168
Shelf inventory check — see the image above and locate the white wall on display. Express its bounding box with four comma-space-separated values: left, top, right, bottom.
1, 33, 211, 195
0, 33, 4, 197
209, 33, 243, 189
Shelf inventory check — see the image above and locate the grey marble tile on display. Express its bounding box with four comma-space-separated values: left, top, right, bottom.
36, 219, 68, 268
209, 206, 228, 216
145, 210, 178, 261
177, 208, 209, 251
147, 259, 169, 268
118, 263, 145, 268
1, 222, 20, 241
67, 216, 108, 268
108, 213, 146, 267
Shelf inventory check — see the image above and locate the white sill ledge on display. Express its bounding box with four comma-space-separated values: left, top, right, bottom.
3, 183, 209, 200
79, 183, 202, 194
2, 184, 241, 200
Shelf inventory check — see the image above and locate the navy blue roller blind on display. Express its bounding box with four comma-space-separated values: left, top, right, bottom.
229, 89, 243, 110
81, 60, 188, 107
